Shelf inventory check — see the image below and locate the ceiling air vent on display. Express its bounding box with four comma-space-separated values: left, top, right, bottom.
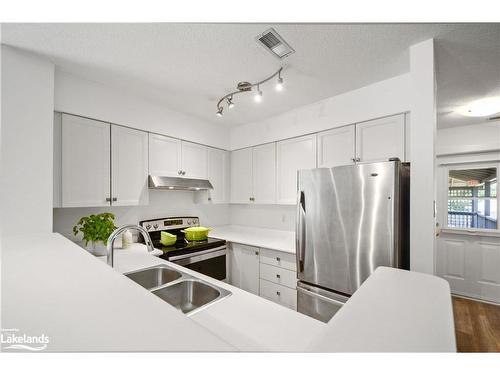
256, 28, 295, 59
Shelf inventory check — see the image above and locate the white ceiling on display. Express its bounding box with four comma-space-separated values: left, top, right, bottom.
2, 23, 499, 128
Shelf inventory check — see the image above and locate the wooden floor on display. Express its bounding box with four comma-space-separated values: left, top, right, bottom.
452, 296, 500, 352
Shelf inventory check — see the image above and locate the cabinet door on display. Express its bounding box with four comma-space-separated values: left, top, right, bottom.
252, 143, 276, 204
355, 114, 405, 163
182, 141, 208, 179
229, 243, 260, 295
317, 125, 355, 167
149, 133, 182, 177
61, 114, 111, 207
111, 125, 148, 206
230, 148, 253, 204
206, 148, 229, 203
276, 134, 317, 204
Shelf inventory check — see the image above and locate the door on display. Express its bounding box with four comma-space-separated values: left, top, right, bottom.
252, 143, 276, 204
206, 148, 229, 203
317, 125, 356, 167
182, 141, 208, 179
297, 162, 397, 295
230, 148, 253, 204
355, 114, 405, 163
277, 134, 317, 204
61, 114, 111, 207
229, 243, 260, 294
111, 125, 148, 206
149, 133, 182, 177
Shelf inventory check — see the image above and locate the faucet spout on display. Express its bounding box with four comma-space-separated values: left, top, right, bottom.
106, 224, 155, 267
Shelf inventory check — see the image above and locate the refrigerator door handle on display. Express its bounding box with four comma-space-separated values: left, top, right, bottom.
296, 190, 306, 273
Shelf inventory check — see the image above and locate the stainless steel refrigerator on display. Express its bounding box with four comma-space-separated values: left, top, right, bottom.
296, 160, 410, 322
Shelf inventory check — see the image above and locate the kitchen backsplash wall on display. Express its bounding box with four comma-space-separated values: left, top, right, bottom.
53, 190, 230, 241
229, 204, 296, 232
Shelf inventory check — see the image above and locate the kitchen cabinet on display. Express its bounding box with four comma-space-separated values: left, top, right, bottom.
230, 143, 276, 204
61, 114, 111, 207
230, 148, 253, 204
355, 114, 405, 163
195, 148, 229, 204
259, 279, 297, 310
228, 243, 260, 295
111, 125, 149, 206
149, 134, 207, 179
276, 134, 317, 204
148, 133, 182, 177
252, 143, 276, 204
317, 125, 356, 167
59, 114, 148, 207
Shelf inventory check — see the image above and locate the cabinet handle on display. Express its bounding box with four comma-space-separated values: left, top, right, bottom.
356, 157, 361, 162
351, 158, 356, 162
178, 170, 183, 175
255, 251, 259, 255
276, 274, 281, 279
112, 197, 117, 202
182, 171, 186, 175
106, 197, 111, 202
207, 197, 212, 201
276, 257, 281, 262
276, 291, 281, 296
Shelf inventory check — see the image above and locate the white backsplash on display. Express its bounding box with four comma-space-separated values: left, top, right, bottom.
53, 189, 230, 241
229, 204, 296, 232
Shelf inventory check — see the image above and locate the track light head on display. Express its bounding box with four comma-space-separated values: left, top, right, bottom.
275, 76, 284, 91
254, 86, 263, 103
216, 107, 223, 117
227, 96, 235, 109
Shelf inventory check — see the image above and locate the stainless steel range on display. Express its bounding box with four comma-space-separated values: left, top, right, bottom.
139, 217, 227, 281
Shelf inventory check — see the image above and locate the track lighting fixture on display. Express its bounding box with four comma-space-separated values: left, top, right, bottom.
215, 67, 283, 117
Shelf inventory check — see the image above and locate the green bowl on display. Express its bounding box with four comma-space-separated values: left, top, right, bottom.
160, 231, 177, 246
182, 226, 211, 241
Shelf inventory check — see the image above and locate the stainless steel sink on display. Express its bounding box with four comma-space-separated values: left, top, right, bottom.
152, 279, 231, 315
124, 264, 231, 315
125, 265, 182, 290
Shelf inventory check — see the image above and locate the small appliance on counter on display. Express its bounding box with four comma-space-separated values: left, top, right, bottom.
139, 217, 227, 281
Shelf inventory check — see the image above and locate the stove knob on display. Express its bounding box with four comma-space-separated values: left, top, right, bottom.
153, 224, 159, 230
193, 219, 199, 224
187, 220, 192, 225
146, 224, 151, 230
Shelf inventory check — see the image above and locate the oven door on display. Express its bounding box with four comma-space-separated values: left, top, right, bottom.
169, 246, 227, 281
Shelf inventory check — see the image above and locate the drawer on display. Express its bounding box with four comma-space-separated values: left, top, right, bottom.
260, 263, 297, 289
259, 248, 296, 272
259, 279, 297, 310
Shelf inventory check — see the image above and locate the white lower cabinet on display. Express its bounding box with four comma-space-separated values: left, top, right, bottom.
227, 242, 297, 311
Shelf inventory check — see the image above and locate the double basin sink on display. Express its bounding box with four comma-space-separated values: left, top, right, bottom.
124, 264, 231, 315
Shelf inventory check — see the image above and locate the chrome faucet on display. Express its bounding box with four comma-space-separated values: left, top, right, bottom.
106, 224, 155, 267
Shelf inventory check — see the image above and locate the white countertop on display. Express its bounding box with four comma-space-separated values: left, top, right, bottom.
2, 233, 456, 352
210, 225, 295, 254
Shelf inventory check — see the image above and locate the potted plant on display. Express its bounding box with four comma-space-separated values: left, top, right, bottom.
73, 213, 117, 256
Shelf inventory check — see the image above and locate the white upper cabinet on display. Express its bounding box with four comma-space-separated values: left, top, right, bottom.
181, 141, 208, 179
196, 148, 229, 204
111, 125, 149, 206
277, 134, 317, 204
355, 114, 405, 163
252, 143, 276, 204
230, 148, 253, 204
317, 125, 356, 168
61, 114, 111, 207
148, 133, 182, 177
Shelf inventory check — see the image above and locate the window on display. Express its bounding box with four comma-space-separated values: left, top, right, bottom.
447, 167, 497, 229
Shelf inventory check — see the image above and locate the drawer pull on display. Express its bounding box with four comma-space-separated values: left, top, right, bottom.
255, 251, 259, 256
276, 257, 281, 262
276, 274, 280, 279
276, 291, 281, 296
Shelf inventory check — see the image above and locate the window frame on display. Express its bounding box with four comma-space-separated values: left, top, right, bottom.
442, 162, 499, 232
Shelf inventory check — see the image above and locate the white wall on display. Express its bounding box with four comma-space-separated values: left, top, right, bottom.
230, 73, 411, 150
55, 70, 230, 150
1, 45, 54, 237
437, 120, 500, 155
409, 39, 436, 275
53, 190, 229, 241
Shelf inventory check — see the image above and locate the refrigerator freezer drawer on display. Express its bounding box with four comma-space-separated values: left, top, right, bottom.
297, 283, 349, 323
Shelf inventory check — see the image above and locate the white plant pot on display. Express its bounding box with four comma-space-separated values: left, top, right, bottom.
86, 241, 108, 256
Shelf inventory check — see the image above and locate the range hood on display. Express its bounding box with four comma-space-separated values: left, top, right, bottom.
148, 175, 213, 191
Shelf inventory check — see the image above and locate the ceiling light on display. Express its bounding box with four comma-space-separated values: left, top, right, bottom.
215, 67, 283, 115
254, 85, 263, 103
457, 96, 500, 117
276, 75, 284, 92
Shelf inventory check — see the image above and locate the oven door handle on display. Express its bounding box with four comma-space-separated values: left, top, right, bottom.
169, 246, 227, 265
